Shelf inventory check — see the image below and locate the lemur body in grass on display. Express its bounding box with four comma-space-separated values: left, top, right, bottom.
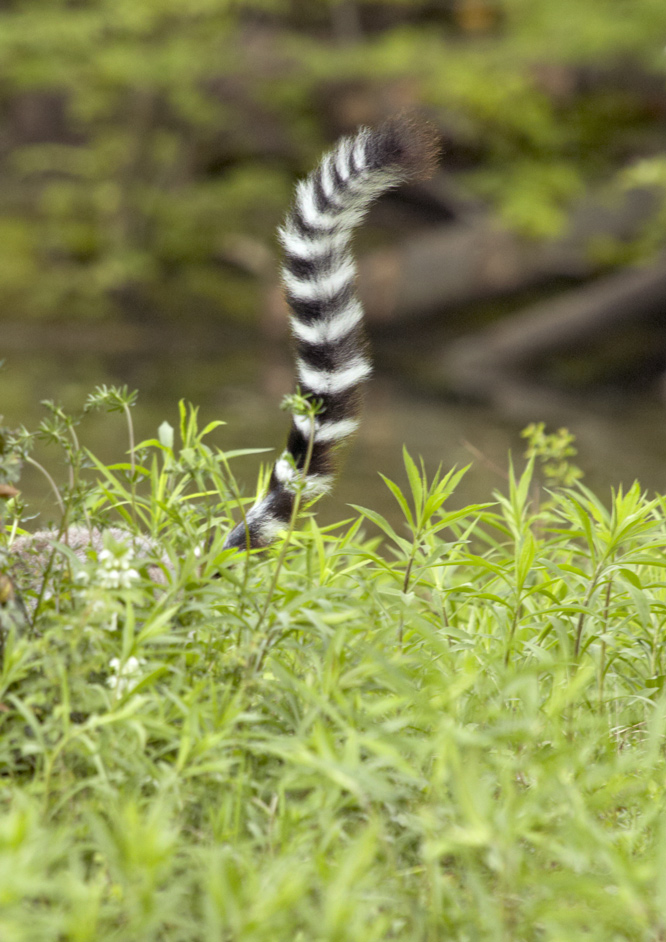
9, 117, 439, 581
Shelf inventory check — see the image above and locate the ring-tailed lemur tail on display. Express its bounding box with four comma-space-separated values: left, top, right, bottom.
223, 116, 440, 551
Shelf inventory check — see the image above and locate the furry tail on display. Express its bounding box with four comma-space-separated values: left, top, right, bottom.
224, 116, 440, 550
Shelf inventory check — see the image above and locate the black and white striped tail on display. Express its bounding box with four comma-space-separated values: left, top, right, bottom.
224, 116, 439, 550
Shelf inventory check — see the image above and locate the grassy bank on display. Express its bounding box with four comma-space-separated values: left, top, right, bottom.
1, 398, 666, 940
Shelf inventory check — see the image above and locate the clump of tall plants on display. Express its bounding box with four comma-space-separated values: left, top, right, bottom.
1, 391, 666, 940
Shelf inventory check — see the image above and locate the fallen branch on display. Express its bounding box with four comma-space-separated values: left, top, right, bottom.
358, 187, 657, 322
440, 256, 666, 401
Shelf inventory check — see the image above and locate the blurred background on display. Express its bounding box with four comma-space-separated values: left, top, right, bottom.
3, 0, 666, 525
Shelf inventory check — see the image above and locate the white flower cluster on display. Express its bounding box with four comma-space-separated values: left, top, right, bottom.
96, 547, 140, 589
68, 541, 142, 632
107, 655, 145, 694
72, 544, 139, 591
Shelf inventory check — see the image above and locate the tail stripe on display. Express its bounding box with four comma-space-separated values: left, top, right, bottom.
289, 298, 364, 345
279, 227, 346, 259
334, 139, 353, 182
223, 116, 439, 550
282, 259, 355, 302
352, 133, 368, 172
274, 455, 333, 492
320, 155, 346, 204
295, 179, 360, 231
287, 282, 356, 328
296, 356, 372, 396
292, 414, 360, 444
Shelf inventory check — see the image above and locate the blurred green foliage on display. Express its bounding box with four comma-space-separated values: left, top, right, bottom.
1, 0, 665, 320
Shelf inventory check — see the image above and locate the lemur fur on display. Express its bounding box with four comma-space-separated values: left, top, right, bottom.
224, 116, 439, 550
8, 117, 439, 586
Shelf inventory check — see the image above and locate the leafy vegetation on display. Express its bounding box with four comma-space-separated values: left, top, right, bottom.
1, 391, 666, 938
2, 0, 666, 320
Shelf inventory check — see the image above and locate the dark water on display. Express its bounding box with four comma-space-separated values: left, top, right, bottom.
3, 320, 666, 533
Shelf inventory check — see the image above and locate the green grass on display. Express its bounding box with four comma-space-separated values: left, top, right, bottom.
2, 395, 666, 940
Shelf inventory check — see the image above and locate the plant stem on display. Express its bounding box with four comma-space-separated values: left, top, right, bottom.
504, 602, 522, 667
25, 456, 65, 515
574, 566, 602, 659
252, 414, 317, 673
597, 576, 613, 711
218, 450, 254, 602
123, 401, 137, 525
398, 544, 419, 649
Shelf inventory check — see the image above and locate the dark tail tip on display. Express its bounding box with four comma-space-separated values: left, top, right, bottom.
367, 114, 441, 182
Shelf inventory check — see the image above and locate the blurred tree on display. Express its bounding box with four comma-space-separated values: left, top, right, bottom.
0, 0, 665, 322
